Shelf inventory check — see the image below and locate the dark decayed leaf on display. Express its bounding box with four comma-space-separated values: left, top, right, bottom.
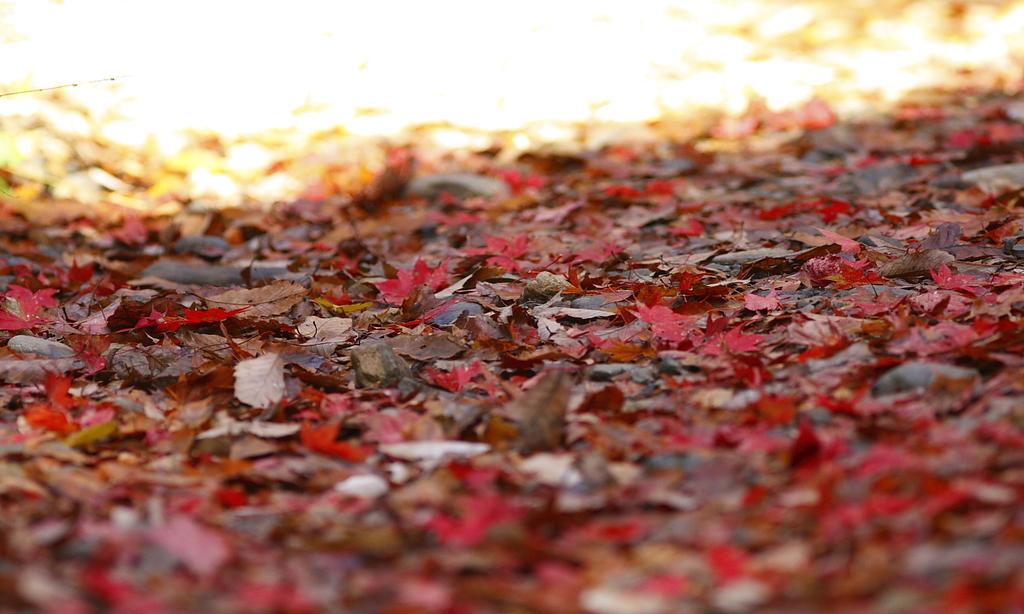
507, 370, 573, 454
920, 222, 960, 250
878, 249, 955, 278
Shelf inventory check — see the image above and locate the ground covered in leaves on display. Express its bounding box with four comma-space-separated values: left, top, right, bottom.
4, 87, 1024, 614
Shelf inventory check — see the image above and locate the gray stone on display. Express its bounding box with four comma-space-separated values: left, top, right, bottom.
872, 361, 979, 396
174, 235, 231, 257
349, 339, 412, 388
429, 301, 485, 327
139, 262, 290, 286
587, 364, 635, 381
7, 335, 75, 358
961, 163, 1024, 193
405, 173, 510, 200
570, 295, 607, 310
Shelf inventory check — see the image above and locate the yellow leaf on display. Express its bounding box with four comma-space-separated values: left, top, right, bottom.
66, 421, 118, 447
314, 298, 371, 316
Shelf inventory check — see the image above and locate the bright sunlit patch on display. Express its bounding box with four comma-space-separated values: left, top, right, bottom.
757, 6, 813, 37
0, 0, 1021, 169
850, 49, 921, 96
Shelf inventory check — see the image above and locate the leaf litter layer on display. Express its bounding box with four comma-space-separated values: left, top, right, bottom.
4, 87, 1024, 613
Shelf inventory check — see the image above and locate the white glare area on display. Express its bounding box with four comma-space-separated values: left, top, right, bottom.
758, 7, 813, 37
0, 0, 1021, 169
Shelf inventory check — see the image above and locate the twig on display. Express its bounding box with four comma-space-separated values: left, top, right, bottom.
0, 75, 130, 98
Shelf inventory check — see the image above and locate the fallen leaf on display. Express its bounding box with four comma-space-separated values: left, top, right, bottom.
205, 281, 307, 319
812, 226, 862, 254
149, 515, 231, 577
379, 441, 490, 461
234, 352, 286, 409
506, 370, 573, 454
878, 249, 955, 278
300, 422, 371, 461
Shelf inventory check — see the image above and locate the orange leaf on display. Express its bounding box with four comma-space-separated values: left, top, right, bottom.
300, 422, 369, 462
25, 405, 79, 434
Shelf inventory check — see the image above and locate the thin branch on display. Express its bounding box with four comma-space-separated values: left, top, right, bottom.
0, 75, 130, 98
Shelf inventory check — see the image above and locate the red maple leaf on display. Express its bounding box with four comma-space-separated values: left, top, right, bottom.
43, 372, 76, 409
109, 214, 148, 247
790, 418, 823, 469
744, 288, 780, 311
669, 217, 704, 237
889, 321, 980, 355
707, 544, 749, 582
932, 264, 984, 294
703, 326, 766, 356
117, 306, 168, 333
377, 259, 450, 304
155, 307, 249, 332
425, 492, 523, 547
813, 226, 862, 254
633, 302, 697, 343
0, 285, 57, 330
462, 235, 531, 273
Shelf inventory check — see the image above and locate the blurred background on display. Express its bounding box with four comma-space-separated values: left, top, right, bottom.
0, 0, 1022, 211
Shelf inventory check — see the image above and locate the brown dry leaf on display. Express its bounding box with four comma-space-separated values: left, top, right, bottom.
389, 333, 465, 361
234, 352, 286, 409
506, 370, 573, 454
943, 245, 1006, 260
205, 280, 307, 319
878, 249, 955, 278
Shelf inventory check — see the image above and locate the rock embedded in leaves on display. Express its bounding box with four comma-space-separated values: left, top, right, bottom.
429, 301, 485, 327
960, 163, 1024, 193
140, 262, 290, 286
349, 339, 412, 388
173, 235, 231, 257
7, 335, 75, 358
521, 271, 573, 303
405, 172, 510, 200
872, 361, 979, 396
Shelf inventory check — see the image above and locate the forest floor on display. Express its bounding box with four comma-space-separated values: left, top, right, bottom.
2, 82, 1024, 613
3, 3, 1024, 613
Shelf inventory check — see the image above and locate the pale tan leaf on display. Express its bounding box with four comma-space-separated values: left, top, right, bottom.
233, 352, 286, 409
196, 412, 301, 439
205, 281, 307, 319
296, 316, 353, 340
